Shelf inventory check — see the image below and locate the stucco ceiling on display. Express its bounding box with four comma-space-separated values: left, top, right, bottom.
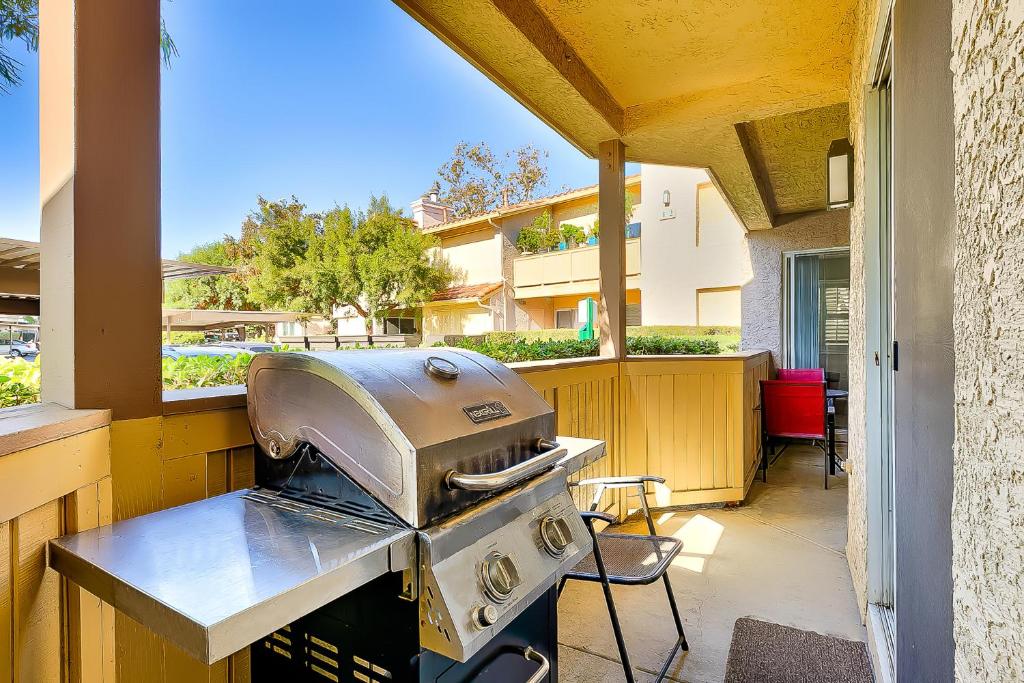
393, 0, 858, 230
532, 0, 857, 110
740, 103, 852, 215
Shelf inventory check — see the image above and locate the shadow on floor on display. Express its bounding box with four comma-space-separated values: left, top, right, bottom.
557, 444, 864, 683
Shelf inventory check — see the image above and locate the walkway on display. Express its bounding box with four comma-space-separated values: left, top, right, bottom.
558, 444, 866, 682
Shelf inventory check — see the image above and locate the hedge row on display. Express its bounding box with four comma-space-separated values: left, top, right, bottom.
504, 325, 740, 343
438, 333, 719, 363
161, 353, 255, 390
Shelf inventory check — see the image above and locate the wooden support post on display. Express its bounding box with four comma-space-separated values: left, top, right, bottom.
598, 139, 627, 359
39, 0, 163, 419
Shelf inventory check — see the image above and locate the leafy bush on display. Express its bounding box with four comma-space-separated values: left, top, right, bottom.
516, 210, 561, 252
437, 332, 719, 362
559, 223, 587, 246
439, 336, 599, 363
0, 357, 40, 408
161, 353, 255, 390
630, 324, 740, 337
515, 225, 545, 253
163, 331, 208, 345
626, 335, 719, 355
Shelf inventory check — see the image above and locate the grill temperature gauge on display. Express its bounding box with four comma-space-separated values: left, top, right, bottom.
540, 516, 573, 557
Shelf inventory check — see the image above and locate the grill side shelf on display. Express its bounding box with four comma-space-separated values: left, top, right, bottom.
48, 489, 414, 664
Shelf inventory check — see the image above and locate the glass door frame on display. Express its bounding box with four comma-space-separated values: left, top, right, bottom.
863, 19, 897, 680
781, 246, 851, 370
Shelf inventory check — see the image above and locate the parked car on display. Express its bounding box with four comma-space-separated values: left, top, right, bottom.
8, 341, 38, 357
161, 345, 250, 360
214, 341, 274, 353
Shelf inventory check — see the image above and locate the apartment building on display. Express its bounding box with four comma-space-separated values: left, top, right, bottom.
335, 165, 749, 342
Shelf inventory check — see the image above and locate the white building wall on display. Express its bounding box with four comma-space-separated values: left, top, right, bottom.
637, 165, 751, 327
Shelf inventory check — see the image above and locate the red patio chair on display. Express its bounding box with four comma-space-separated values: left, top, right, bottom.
759, 379, 836, 488
776, 367, 825, 381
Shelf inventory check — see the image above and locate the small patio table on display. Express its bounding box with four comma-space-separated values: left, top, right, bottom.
826, 389, 848, 471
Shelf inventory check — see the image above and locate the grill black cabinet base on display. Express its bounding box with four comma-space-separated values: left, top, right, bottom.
252, 573, 557, 683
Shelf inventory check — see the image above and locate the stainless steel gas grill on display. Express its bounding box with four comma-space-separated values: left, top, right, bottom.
49, 349, 606, 682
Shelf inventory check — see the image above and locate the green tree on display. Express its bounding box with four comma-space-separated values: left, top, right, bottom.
435, 142, 549, 217
242, 195, 456, 335
0, 0, 176, 92
164, 240, 254, 310
242, 196, 320, 313
313, 196, 456, 333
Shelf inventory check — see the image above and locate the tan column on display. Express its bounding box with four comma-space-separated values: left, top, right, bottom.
39, 0, 163, 419
598, 139, 626, 358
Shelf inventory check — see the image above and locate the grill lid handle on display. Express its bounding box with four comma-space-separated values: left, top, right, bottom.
445, 439, 567, 492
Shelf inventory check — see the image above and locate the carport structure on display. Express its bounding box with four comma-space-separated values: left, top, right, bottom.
0, 237, 235, 316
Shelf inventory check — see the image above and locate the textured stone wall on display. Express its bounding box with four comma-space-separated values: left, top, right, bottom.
950, 2, 1024, 680
844, 0, 882, 623
739, 210, 850, 364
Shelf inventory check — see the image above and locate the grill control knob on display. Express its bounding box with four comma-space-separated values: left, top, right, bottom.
472, 604, 499, 629
540, 516, 573, 557
481, 552, 521, 602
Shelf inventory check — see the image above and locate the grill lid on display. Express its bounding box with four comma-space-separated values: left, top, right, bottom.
247, 349, 556, 527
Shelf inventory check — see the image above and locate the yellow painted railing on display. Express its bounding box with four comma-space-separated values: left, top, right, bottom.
513, 359, 622, 514
110, 400, 254, 683
0, 404, 112, 683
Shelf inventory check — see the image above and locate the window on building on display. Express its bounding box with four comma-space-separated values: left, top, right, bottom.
696, 287, 741, 327
626, 303, 642, 326
383, 317, 417, 335
555, 309, 578, 329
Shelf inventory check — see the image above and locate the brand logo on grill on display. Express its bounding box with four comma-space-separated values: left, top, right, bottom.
463, 401, 512, 424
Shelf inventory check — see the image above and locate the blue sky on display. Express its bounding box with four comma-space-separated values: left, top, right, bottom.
0, 1, 632, 257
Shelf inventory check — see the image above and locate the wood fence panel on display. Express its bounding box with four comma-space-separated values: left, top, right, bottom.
621, 353, 771, 506
516, 361, 619, 514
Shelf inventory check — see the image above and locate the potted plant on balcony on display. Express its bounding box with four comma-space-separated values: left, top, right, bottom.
533, 210, 559, 253
560, 223, 587, 249
515, 224, 544, 255
587, 219, 600, 246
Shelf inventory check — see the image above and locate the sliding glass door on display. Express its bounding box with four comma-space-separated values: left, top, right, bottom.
785, 249, 851, 393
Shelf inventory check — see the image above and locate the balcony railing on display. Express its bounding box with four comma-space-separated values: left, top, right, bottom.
514, 237, 641, 298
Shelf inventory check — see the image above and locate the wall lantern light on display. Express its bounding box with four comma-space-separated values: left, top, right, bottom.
662, 190, 671, 206
826, 138, 854, 210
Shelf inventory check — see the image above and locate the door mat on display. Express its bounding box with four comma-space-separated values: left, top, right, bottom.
725, 617, 873, 682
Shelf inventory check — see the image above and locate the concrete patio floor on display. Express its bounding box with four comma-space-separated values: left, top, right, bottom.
558, 443, 866, 682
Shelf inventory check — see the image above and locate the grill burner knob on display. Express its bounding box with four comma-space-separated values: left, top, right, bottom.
540, 515, 573, 557
472, 604, 499, 629
480, 552, 521, 602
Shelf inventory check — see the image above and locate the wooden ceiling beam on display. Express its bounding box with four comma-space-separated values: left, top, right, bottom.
488, 0, 624, 134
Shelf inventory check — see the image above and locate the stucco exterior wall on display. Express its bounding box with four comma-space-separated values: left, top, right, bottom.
441, 229, 501, 285
844, 0, 882, 624
639, 165, 750, 326
950, 2, 1024, 680
739, 210, 850, 364
422, 301, 494, 339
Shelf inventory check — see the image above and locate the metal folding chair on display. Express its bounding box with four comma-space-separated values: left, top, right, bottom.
558, 475, 688, 683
